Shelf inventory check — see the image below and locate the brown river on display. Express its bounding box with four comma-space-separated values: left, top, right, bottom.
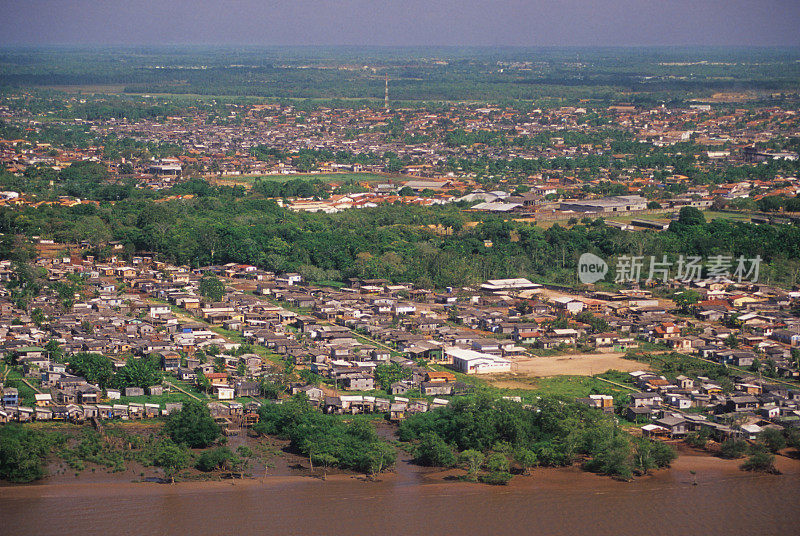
1, 451, 799, 536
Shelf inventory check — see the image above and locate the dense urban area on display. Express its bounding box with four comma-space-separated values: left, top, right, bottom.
2, 47, 800, 488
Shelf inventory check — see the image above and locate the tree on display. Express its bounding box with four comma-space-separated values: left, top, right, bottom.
686, 430, 709, 449
195, 447, 236, 472
481, 452, 513, 485
758, 428, 786, 453
513, 448, 538, 475
164, 400, 221, 448
68, 352, 114, 388
720, 439, 748, 459
373, 362, 410, 391
459, 449, 485, 480
0, 425, 55, 483
362, 442, 396, 478
236, 445, 254, 479
153, 441, 190, 484
114, 355, 160, 389
672, 288, 701, 314
485, 452, 510, 473
414, 433, 456, 467
741, 444, 777, 473
199, 275, 226, 302
678, 206, 705, 226
725, 333, 739, 349
312, 452, 338, 480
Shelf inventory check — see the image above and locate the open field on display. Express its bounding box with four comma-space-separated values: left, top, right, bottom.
509, 352, 647, 376
700, 210, 753, 222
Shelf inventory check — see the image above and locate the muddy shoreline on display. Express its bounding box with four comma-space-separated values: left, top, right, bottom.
2, 444, 798, 496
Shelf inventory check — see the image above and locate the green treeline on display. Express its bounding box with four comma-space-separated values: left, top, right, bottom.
399, 395, 676, 481
253, 396, 396, 475
2, 183, 800, 287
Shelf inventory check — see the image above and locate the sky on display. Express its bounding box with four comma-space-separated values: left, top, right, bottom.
1, 0, 799, 47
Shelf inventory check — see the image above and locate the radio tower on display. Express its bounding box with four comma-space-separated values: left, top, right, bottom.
384, 72, 389, 112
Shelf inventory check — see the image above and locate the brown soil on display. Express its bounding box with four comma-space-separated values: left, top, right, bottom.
510, 353, 647, 377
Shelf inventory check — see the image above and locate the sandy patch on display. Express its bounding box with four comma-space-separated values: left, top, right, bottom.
510, 353, 647, 377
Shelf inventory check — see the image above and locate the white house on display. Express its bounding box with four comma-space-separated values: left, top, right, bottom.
446, 347, 511, 374
214, 385, 235, 400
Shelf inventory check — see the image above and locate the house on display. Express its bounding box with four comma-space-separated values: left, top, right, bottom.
665, 393, 692, 409
160, 351, 181, 371
630, 392, 662, 407
235, 381, 260, 397
655, 415, 688, 437
2, 387, 19, 406
292, 385, 323, 403
770, 329, 800, 346
576, 394, 615, 413
421, 382, 454, 396
727, 395, 759, 412
124, 387, 145, 397
675, 375, 694, 390
344, 374, 375, 391
391, 380, 413, 395
552, 297, 585, 314
626, 406, 653, 422
213, 385, 235, 400
177, 367, 197, 381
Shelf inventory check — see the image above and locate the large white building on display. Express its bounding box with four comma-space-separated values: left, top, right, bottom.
446, 347, 512, 374
559, 195, 647, 213
480, 278, 542, 293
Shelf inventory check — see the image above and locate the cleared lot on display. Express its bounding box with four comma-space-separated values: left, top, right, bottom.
508, 353, 647, 377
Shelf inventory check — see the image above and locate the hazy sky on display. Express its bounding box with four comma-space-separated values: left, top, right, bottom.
1, 0, 799, 47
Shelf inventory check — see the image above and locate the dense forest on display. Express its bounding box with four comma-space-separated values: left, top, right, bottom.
2, 175, 800, 288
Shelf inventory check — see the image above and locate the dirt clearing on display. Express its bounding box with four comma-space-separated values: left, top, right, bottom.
509, 353, 647, 377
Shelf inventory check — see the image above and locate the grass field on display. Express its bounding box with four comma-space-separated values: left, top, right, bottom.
700, 210, 752, 222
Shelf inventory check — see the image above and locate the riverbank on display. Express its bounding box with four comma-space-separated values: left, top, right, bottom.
3, 444, 798, 495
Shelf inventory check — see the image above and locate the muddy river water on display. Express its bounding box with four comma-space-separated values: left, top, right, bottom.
1, 451, 799, 536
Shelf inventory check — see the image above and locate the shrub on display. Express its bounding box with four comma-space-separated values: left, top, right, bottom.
685, 430, 709, 449
485, 452, 510, 473
479, 471, 513, 485
758, 428, 786, 454
414, 433, 456, 468
741, 445, 777, 473
720, 439, 748, 459
0, 425, 57, 483
195, 447, 236, 472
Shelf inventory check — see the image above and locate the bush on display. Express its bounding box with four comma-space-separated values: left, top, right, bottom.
195, 447, 236, 472
485, 452, 510, 473
479, 471, 513, 485
458, 449, 485, 479
758, 428, 786, 454
720, 439, 748, 459
0, 425, 57, 483
741, 445, 777, 473
414, 433, 456, 468
685, 430, 709, 449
